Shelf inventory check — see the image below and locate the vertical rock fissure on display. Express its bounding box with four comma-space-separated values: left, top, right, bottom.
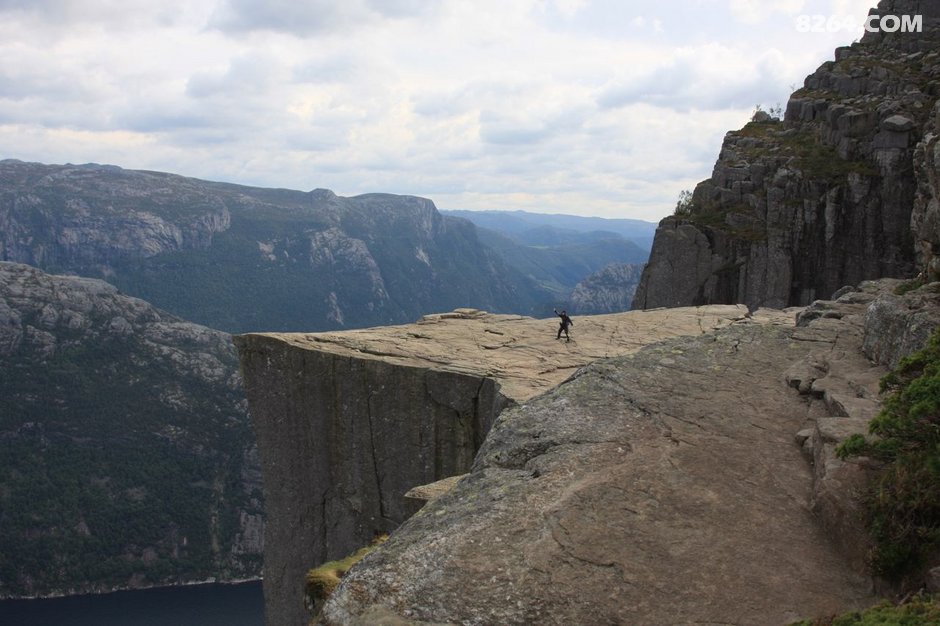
471, 378, 484, 450
319, 491, 328, 564
366, 391, 388, 522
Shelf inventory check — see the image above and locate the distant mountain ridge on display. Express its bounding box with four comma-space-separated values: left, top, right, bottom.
0, 160, 558, 333
442, 209, 652, 309
440, 209, 658, 251
568, 263, 645, 315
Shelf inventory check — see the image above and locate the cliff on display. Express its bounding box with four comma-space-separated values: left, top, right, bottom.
234, 304, 776, 626
0, 262, 262, 596
315, 280, 939, 625
633, 0, 940, 310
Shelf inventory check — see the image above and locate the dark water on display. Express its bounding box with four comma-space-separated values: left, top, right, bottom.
0, 580, 263, 626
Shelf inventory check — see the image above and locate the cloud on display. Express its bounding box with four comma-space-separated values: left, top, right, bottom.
293, 54, 363, 84
596, 44, 777, 111
0, 0, 192, 31
186, 53, 282, 98
208, 0, 442, 37
727, 0, 807, 24
0, 0, 883, 222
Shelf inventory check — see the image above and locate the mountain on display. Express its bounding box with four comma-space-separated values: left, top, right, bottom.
440, 209, 658, 250
633, 0, 940, 310
0, 262, 261, 597
473, 227, 648, 301
0, 160, 556, 333
566, 263, 645, 314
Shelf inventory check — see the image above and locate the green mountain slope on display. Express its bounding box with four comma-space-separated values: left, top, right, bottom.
0, 262, 261, 597
0, 161, 556, 333
474, 227, 647, 301
440, 209, 657, 250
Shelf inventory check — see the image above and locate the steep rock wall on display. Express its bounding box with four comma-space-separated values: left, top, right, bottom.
633, 0, 940, 310
234, 333, 507, 626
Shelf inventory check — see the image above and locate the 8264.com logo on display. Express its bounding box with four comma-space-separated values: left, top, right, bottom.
795, 13, 923, 34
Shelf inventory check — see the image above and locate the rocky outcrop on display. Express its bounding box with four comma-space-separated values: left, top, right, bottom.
785, 279, 940, 580
0, 262, 262, 597
567, 263, 644, 314
0, 160, 556, 333
863, 280, 940, 367
633, 0, 940, 310
234, 304, 772, 626
316, 305, 885, 625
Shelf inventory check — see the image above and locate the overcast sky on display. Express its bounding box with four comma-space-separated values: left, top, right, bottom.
0, 0, 879, 221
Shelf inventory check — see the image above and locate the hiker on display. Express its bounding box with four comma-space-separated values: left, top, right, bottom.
554, 308, 573, 342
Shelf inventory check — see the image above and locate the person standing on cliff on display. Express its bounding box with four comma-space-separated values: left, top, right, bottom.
554, 308, 573, 342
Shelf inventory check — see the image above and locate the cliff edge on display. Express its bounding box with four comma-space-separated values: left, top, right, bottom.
313, 279, 940, 626
234, 305, 777, 626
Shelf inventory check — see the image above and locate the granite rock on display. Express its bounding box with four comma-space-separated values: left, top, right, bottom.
235, 304, 772, 626
319, 316, 877, 625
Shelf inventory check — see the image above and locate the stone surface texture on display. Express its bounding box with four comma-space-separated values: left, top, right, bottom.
318, 297, 896, 625
863, 281, 940, 368
786, 279, 940, 579
234, 304, 776, 626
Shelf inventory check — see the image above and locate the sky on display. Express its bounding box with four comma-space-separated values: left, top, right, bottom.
0, 0, 881, 221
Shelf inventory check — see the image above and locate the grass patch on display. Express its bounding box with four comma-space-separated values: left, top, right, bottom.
305, 535, 388, 613
684, 202, 768, 243
791, 595, 940, 625
729, 123, 878, 182
895, 279, 927, 296
782, 129, 879, 180
836, 329, 940, 582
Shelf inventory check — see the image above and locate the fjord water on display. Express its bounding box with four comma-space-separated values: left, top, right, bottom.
0, 580, 263, 626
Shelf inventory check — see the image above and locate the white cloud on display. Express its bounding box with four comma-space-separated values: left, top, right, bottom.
553, 0, 588, 18
208, 0, 443, 37
728, 0, 807, 23
0, 0, 882, 221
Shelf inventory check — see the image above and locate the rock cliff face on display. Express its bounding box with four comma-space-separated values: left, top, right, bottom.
567, 263, 644, 314
234, 305, 767, 626
0, 160, 554, 333
0, 262, 262, 596
633, 0, 940, 310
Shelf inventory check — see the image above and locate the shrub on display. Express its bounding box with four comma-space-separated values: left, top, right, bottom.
835, 329, 940, 581
894, 279, 927, 296
674, 189, 693, 216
